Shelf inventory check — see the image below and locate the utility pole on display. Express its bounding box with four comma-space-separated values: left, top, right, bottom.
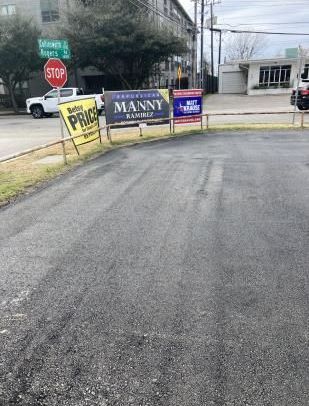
200, 0, 205, 90
210, 1, 214, 92
191, 0, 198, 88
293, 45, 304, 125
218, 29, 222, 65
206, 0, 221, 92
211, 28, 222, 91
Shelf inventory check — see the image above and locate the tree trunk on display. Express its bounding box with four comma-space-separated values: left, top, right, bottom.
6, 78, 19, 113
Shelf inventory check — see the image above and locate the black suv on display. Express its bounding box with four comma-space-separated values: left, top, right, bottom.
291, 80, 309, 110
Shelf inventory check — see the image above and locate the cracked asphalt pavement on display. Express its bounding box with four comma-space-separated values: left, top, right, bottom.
0, 130, 309, 405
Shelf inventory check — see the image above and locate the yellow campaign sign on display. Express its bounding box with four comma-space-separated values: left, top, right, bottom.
59, 98, 100, 147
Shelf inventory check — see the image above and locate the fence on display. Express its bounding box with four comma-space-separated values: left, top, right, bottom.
0, 111, 308, 164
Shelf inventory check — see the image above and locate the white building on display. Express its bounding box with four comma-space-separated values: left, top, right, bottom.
218, 57, 308, 95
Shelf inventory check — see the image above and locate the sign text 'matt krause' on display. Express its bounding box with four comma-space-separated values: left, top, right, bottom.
59, 98, 100, 148
105, 89, 170, 125
173, 89, 203, 125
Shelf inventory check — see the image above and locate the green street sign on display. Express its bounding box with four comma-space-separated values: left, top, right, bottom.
38, 38, 71, 60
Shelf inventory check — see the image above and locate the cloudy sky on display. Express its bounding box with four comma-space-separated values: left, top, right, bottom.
179, 0, 309, 62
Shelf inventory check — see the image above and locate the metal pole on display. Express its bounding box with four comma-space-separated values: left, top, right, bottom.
57, 87, 67, 165
217, 30, 222, 94
293, 46, 303, 125
218, 29, 222, 65
192, 0, 198, 88
200, 0, 205, 90
210, 2, 214, 93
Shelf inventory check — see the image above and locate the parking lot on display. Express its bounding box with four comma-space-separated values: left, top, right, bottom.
0, 94, 299, 159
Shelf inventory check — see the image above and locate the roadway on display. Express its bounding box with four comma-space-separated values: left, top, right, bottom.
1, 130, 309, 405
0, 94, 297, 160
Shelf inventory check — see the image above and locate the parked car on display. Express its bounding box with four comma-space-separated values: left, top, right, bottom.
26, 88, 104, 118
290, 80, 309, 110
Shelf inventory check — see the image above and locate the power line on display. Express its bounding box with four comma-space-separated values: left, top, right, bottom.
208, 28, 309, 36
128, 0, 192, 31
218, 22, 309, 26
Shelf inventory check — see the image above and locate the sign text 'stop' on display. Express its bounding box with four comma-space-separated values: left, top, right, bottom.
44, 58, 67, 88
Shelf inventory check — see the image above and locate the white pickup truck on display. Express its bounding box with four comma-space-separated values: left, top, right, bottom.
26, 87, 104, 119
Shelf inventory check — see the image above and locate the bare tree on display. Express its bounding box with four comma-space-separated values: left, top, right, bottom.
224, 33, 266, 61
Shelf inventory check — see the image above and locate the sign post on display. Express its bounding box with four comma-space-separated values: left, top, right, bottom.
44, 58, 68, 164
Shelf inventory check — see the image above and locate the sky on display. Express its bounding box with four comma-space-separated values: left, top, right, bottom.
179, 0, 309, 64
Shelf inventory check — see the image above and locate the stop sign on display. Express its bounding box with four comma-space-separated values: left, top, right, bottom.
44, 58, 67, 88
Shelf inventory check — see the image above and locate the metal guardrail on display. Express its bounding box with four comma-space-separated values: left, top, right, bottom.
0, 111, 307, 164
0, 125, 108, 164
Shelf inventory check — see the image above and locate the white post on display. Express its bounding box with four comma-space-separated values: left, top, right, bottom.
57, 87, 67, 165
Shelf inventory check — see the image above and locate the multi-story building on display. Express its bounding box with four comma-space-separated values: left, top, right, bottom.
0, 0, 193, 97
147, 0, 194, 89
0, 0, 68, 28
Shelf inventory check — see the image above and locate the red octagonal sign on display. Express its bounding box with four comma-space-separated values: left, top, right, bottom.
44, 58, 67, 88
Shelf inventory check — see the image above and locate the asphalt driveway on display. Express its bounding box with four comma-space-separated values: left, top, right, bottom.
1, 130, 309, 405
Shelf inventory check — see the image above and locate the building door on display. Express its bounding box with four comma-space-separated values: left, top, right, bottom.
221, 71, 246, 94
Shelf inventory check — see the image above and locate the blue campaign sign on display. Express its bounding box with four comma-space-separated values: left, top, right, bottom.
173, 90, 203, 124
174, 96, 202, 117
104, 89, 170, 125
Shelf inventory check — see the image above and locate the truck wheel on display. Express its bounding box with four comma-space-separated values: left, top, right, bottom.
31, 105, 44, 119
298, 105, 307, 111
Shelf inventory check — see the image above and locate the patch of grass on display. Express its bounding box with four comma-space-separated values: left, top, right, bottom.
0, 122, 307, 205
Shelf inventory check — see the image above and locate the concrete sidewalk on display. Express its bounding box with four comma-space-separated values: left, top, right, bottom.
0, 109, 27, 116
204, 94, 293, 113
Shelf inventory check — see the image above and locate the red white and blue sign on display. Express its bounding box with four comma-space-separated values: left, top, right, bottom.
173, 89, 203, 124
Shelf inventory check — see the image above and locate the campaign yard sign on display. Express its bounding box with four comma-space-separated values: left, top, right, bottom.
59, 98, 100, 149
104, 89, 170, 125
173, 89, 203, 124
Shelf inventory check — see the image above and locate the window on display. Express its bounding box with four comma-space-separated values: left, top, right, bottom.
60, 89, 73, 98
45, 90, 58, 99
259, 65, 291, 87
1, 4, 16, 16
40, 0, 59, 23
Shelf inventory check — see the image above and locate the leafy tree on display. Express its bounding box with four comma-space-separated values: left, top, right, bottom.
0, 16, 41, 111
62, 0, 187, 89
224, 32, 266, 61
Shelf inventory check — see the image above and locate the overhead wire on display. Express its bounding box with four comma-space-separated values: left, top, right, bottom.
127, 0, 192, 31
209, 28, 309, 36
